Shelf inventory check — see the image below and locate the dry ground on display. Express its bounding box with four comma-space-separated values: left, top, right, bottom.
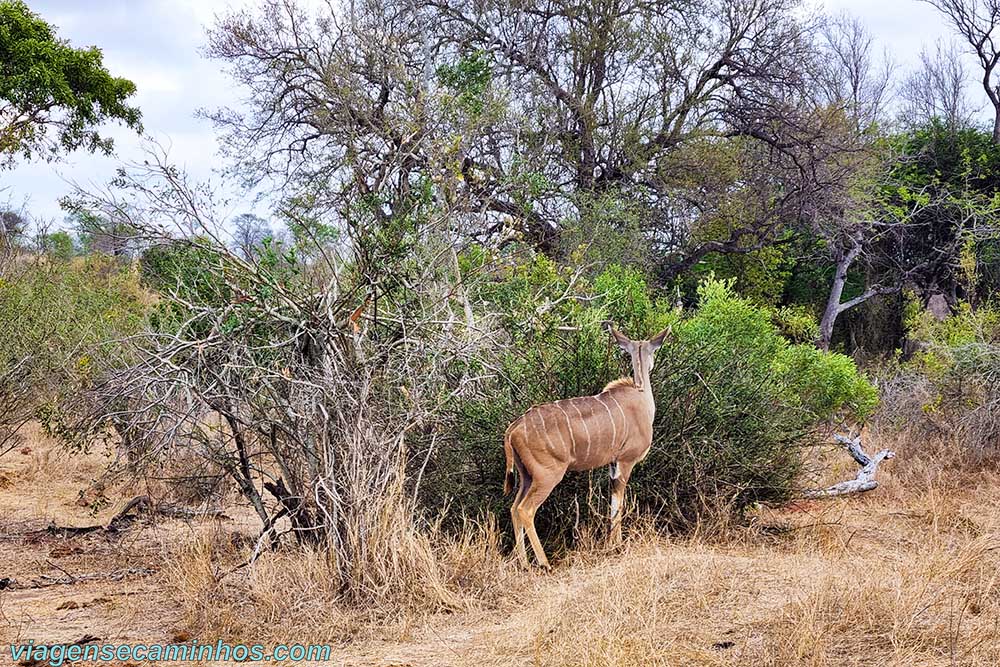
1, 424, 998, 666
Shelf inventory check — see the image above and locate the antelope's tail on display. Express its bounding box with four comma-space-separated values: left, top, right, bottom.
503, 429, 516, 495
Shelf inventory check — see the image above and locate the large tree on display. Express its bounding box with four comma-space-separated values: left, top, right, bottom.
206, 0, 833, 272
796, 16, 973, 351
0, 0, 141, 167
206, 0, 971, 351
923, 0, 1000, 142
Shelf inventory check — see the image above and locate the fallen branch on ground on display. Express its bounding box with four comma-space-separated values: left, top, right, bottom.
5, 567, 154, 590
802, 433, 895, 499
37, 495, 230, 537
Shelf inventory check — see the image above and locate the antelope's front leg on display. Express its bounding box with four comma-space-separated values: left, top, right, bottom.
608, 461, 633, 545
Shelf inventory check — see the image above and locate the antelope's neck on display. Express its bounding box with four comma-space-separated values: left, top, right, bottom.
638, 369, 655, 412
620, 384, 655, 426
639, 384, 656, 420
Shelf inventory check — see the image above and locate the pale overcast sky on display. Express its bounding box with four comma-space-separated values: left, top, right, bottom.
3, 0, 244, 225
0, 0, 980, 227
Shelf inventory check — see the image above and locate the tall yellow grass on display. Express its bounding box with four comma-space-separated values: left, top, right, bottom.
160, 430, 1000, 666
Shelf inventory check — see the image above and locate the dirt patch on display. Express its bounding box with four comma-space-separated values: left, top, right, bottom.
0, 427, 254, 660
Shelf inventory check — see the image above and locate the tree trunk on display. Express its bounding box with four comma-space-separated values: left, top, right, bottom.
818, 256, 849, 350
217, 409, 271, 529
818, 286, 842, 352
818, 243, 903, 351
993, 107, 1000, 144
818, 237, 864, 351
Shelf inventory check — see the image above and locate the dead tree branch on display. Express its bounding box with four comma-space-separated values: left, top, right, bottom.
38, 495, 229, 538
802, 433, 896, 499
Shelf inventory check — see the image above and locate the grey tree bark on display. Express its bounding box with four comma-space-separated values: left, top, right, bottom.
803, 434, 895, 499
818, 238, 863, 351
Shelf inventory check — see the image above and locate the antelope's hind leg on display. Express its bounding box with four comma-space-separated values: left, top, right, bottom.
510, 456, 531, 567
516, 473, 561, 570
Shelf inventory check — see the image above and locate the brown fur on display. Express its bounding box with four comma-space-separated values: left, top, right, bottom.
504, 325, 671, 569
602, 377, 637, 391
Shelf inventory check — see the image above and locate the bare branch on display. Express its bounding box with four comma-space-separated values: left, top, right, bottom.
802, 434, 896, 498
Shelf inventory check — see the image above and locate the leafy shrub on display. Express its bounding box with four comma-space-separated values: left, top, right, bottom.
891, 299, 1000, 456
636, 280, 876, 528
40, 231, 74, 260
420, 265, 877, 540
140, 237, 303, 340
0, 256, 146, 450
771, 304, 821, 343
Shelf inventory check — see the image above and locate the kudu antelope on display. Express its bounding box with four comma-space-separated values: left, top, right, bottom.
503, 323, 672, 568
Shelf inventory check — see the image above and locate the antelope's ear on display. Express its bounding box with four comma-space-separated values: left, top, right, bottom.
649, 325, 673, 351
605, 322, 634, 353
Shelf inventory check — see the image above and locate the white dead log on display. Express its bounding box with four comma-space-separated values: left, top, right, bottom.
802, 434, 895, 499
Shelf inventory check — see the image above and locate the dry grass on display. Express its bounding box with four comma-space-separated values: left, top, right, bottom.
4, 424, 1000, 666
161, 513, 526, 645
150, 427, 1000, 666
458, 507, 999, 666
0, 422, 113, 524
758, 534, 1000, 666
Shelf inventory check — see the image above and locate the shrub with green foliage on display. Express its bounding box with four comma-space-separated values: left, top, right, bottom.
40, 230, 74, 260
419, 262, 877, 541
637, 279, 876, 528
139, 237, 302, 337
888, 121, 1000, 309
140, 239, 231, 334
0, 256, 146, 448
892, 296, 1000, 455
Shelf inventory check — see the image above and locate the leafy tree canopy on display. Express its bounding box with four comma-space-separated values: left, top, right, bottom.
0, 0, 141, 167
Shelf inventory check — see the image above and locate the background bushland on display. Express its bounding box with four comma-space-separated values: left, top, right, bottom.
2, 0, 1000, 611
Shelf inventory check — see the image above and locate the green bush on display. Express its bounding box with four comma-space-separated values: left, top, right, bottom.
636, 279, 877, 528
892, 298, 1000, 454
41, 231, 74, 260
419, 263, 877, 540
140, 237, 303, 343
0, 256, 147, 444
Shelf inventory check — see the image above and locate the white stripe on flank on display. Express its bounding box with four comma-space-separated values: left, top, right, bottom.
570, 401, 592, 458
548, 405, 570, 454
607, 394, 629, 446
596, 395, 617, 451
536, 409, 557, 453
549, 402, 571, 455
555, 403, 576, 453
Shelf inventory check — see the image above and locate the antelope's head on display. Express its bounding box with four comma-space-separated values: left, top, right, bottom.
606, 323, 672, 392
